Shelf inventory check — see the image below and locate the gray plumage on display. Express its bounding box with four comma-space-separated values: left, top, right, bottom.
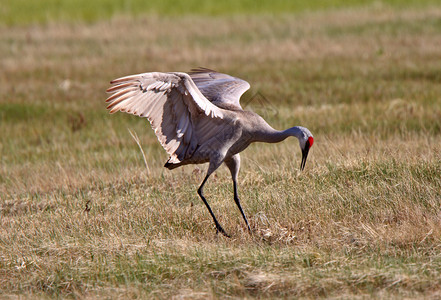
188, 67, 250, 110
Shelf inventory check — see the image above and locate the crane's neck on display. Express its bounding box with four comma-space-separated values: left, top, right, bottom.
254, 125, 304, 144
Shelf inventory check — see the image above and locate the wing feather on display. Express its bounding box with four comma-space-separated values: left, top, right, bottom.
106, 82, 138, 93
106, 87, 137, 103
189, 68, 250, 110
106, 72, 227, 164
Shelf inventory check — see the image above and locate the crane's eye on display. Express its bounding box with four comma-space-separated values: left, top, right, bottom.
308, 136, 314, 147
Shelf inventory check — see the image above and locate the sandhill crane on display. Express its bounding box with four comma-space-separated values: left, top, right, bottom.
106, 68, 313, 237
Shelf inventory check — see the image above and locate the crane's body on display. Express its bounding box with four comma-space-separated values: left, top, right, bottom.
106, 68, 313, 237
164, 110, 282, 169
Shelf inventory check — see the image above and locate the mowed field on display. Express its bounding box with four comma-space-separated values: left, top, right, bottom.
1, 1, 441, 298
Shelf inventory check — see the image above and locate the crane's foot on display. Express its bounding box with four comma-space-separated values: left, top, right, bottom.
215, 224, 231, 238
246, 225, 253, 235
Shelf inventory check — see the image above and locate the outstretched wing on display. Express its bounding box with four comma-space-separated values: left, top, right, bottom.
189, 68, 250, 110
106, 72, 225, 164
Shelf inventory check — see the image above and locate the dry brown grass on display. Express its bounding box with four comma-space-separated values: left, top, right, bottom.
1, 5, 441, 299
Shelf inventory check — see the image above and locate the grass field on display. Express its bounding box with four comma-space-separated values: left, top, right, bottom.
2, 0, 441, 25
1, 1, 441, 298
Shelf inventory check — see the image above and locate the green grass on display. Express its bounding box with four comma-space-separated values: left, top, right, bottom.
1, 2, 441, 299
1, 0, 441, 25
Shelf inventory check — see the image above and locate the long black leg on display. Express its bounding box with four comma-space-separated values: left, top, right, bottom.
232, 179, 251, 232
225, 154, 251, 233
198, 173, 230, 238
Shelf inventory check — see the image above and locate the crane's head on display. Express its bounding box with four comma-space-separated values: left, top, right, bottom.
297, 127, 314, 171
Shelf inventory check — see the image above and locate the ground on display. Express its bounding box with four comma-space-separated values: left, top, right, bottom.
1, 1, 441, 298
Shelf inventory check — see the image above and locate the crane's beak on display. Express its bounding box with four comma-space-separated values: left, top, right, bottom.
300, 140, 311, 171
